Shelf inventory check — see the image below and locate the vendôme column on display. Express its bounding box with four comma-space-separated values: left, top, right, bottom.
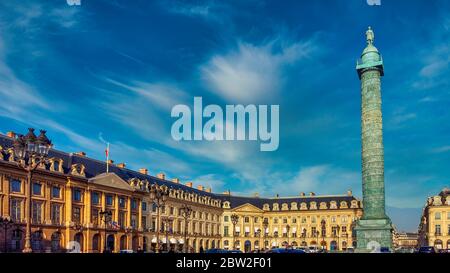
355, 27, 393, 252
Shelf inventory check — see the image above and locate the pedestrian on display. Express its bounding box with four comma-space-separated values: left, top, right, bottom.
199, 246, 204, 253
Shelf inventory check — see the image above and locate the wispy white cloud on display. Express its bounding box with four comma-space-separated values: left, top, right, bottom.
201, 38, 317, 103
431, 145, 450, 153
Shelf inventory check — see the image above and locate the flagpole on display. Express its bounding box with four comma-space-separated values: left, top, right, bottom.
106, 142, 110, 173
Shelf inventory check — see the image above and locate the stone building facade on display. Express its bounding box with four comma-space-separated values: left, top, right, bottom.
418, 188, 450, 250
1, 131, 362, 253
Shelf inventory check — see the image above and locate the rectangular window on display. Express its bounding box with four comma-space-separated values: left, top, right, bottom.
142, 202, 147, 211
11, 179, 21, 193
224, 216, 229, 222
72, 207, 81, 223
73, 189, 82, 202
51, 203, 61, 224
118, 211, 126, 228
91, 208, 99, 226
170, 207, 174, 215
52, 186, 61, 199
106, 195, 113, 206
119, 197, 126, 208
244, 217, 249, 223
342, 226, 347, 233
32, 183, 42, 196
10, 199, 22, 221
435, 212, 441, 220
142, 216, 147, 229
131, 199, 137, 210
435, 225, 441, 235
91, 192, 100, 205
131, 215, 137, 229
32, 201, 43, 224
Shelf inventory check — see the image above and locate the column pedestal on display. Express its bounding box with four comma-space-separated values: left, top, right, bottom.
355, 218, 392, 252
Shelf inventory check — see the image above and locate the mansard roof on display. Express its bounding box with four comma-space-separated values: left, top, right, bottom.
218, 194, 358, 209
0, 134, 217, 198
0, 133, 361, 207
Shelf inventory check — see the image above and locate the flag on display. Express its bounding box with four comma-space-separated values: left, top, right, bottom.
111, 221, 120, 230
105, 143, 110, 173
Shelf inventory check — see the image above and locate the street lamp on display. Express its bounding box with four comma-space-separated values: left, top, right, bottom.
321, 219, 326, 250
179, 204, 192, 253
162, 217, 174, 252
285, 224, 290, 248
0, 216, 15, 253
149, 184, 169, 253
263, 218, 269, 251
231, 214, 239, 250
13, 128, 52, 253
99, 210, 112, 253
335, 225, 340, 252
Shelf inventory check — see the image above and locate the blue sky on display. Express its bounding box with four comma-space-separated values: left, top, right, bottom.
0, 0, 449, 231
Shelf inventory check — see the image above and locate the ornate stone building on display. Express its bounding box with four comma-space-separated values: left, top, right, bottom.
0, 130, 362, 253
221, 193, 363, 252
418, 188, 450, 250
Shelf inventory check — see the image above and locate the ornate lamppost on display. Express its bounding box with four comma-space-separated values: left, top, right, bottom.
162, 217, 174, 252
231, 214, 239, 250
99, 210, 112, 253
12, 128, 52, 253
179, 204, 192, 253
149, 184, 168, 253
0, 216, 15, 253
321, 219, 326, 251
335, 225, 340, 252
285, 224, 290, 248
263, 218, 269, 251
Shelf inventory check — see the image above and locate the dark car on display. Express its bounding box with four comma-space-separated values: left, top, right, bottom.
205, 248, 228, 253
268, 248, 305, 254
418, 246, 436, 253
228, 250, 243, 253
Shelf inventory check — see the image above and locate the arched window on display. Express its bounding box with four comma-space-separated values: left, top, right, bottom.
92, 234, 101, 253
51, 232, 61, 253
31, 230, 43, 252
120, 235, 127, 250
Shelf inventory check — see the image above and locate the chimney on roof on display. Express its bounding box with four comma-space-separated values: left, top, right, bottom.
107, 159, 114, 164
309, 192, 315, 196
6, 131, 15, 138
197, 185, 204, 191
206, 187, 212, 193
172, 178, 180, 184
186, 182, 193, 188
223, 190, 231, 195
253, 192, 259, 198
75, 152, 86, 157
347, 190, 353, 196
157, 173, 166, 180
300, 192, 305, 196
139, 168, 148, 175
116, 163, 126, 168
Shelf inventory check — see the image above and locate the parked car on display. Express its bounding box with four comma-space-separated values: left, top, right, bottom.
267, 248, 305, 253
418, 246, 436, 253
119, 249, 134, 253
228, 250, 243, 253
205, 248, 229, 253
